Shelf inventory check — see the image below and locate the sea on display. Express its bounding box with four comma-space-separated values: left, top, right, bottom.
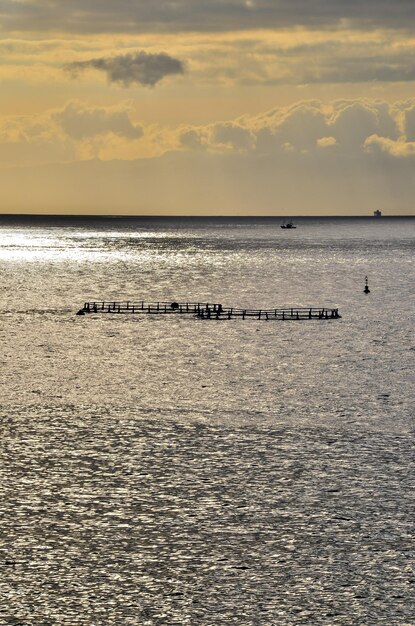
0, 216, 414, 626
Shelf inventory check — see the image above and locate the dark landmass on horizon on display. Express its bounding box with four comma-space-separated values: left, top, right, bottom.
0, 214, 413, 227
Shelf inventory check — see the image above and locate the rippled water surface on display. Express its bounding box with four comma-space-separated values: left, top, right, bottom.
0, 216, 414, 625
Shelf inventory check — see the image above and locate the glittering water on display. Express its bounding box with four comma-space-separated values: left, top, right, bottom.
0, 216, 414, 625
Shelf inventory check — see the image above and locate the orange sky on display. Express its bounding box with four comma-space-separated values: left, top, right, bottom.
1, 2, 415, 214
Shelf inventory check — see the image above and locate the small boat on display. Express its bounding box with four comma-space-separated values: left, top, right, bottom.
281, 220, 296, 229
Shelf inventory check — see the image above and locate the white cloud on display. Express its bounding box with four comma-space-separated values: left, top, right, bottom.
402, 102, 415, 141
364, 134, 415, 157
327, 101, 397, 148
210, 122, 255, 151
53, 101, 143, 139
270, 102, 329, 150
0, 101, 144, 165
178, 99, 401, 156
1, 98, 414, 214
1, 97, 412, 167
317, 136, 337, 148
179, 128, 207, 151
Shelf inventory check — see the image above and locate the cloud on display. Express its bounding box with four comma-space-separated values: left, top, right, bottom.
53, 101, 143, 139
0, 101, 143, 166
182, 99, 401, 156
3, 31, 415, 89
267, 102, 328, 150
3, 1, 415, 34
210, 122, 255, 151
1, 98, 415, 214
364, 134, 415, 157
328, 101, 399, 148
1, 97, 415, 169
181, 31, 415, 87
179, 129, 207, 151
65, 51, 185, 87
402, 102, 415, 141
153, 96, 415, 161
317, 136, 337, 148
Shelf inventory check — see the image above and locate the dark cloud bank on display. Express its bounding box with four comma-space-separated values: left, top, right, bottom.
65, 52, 185, 87
3, 0, 415, 33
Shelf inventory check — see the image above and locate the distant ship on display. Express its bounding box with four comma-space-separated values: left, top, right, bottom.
281, 220, 297, 229
373, 210, 382, 217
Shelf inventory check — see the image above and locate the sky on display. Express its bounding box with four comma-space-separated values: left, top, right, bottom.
1, 0, 415, 215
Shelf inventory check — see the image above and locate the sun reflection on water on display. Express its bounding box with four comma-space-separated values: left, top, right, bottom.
0, 228, 218, 264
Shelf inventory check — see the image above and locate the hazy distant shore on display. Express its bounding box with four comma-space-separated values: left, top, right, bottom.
0, 213, 413, 226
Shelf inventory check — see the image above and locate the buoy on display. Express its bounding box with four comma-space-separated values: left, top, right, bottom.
364, 276, 370, 294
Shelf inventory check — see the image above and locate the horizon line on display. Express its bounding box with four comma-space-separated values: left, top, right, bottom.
0, 213, 413, 219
